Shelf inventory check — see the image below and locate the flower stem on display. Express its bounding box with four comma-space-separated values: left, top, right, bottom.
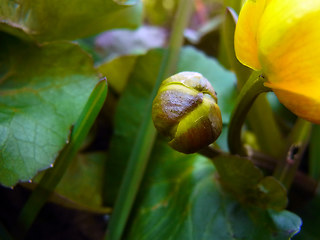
228, 71, 271, 155
222, 8, 283, 157
104, 1, 194, 239
273, 118, 312, 189
199, 145, 317, 197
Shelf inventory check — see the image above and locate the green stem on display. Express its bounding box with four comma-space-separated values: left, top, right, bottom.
199, 145, 318, 196
104, 1, 194, 240
222, 7, 283, 157
17, 79, 108, 238
273, 118, 312, 189
228, 71, 270, 155
310, 124, 320, 180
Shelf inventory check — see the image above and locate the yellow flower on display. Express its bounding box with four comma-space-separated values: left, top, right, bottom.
235, 0, 320, 124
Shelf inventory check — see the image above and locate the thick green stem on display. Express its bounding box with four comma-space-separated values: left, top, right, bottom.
310, 125, 320, 180
273, 118, 312, 189
228, 71, 270, 155
104, 1, 194, 240
222, 7, 283, 157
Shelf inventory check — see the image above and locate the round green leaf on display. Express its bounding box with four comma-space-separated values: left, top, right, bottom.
0, 0, 142, 42
213, 155, 288, 211
126, 140, 301, 240
0, 34, 98, 186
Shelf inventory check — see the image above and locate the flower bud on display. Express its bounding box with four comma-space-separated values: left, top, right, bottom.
152, 71, 222, 154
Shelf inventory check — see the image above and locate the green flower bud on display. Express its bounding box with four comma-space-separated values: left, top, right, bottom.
152, 71, 222, 154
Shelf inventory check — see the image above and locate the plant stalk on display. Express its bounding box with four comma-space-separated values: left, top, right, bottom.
222, 7, 283, 157
104, 1, 194, 239
273, 118, 312, 189
227, 71, 270, 155
199, 145, 318, 197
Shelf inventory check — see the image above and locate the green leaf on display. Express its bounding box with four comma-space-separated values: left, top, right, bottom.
24, 151, 111, 213
53, 152, 111, 213
125, 139, 301, 240
0, 0, 142, 42
0, 33, 98, 186
17, 78, 108, 234
309, 124, 320, 180
104, 49, 164, 205
213, 155, 288, 211
113, 0, 139, 6
98, 55, 139, 94
294, 194, 320, 240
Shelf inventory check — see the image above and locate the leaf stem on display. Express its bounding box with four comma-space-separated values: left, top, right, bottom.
17, 79, 108, 238
104, 1, 194, 240
227, 71, 270, 155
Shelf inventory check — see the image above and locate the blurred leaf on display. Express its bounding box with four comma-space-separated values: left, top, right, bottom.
294, 194, 320, 240
98, 55, 139, 94
185, 15, 223, 44
76, 37, 103, 64
104, 47, 237, 204
213, 155, 287, 211
223, 0, 242, 14
143, 0, 178, 25
104, 49, 164, 205
54, 152, 111, 213
95, 26, 167, 62
0, 33, 97, 186
222, 7, 251, 88
26, 152, 111, 213
0, 0, 142, 42
178, 46, 237, 124
113, 0, 139, 6
125, 139, 301, 240
309, 125, 320, 180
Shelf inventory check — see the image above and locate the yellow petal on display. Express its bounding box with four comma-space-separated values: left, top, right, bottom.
265, 82, 320, 124
234, 0, 269, 70
258, 0, 320, 123
258, 0, 320, 86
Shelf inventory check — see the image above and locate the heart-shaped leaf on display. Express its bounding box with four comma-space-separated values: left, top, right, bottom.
125, 139, 301, 240
213, 155, 288, 211
0, 0, 142, 42
0, 33, 98, 186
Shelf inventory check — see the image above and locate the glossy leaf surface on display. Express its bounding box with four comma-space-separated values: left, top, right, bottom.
0, 0, 142, 42
126, 140, 301, 240
0, 34, 97, 186
213, 155, 287, 211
